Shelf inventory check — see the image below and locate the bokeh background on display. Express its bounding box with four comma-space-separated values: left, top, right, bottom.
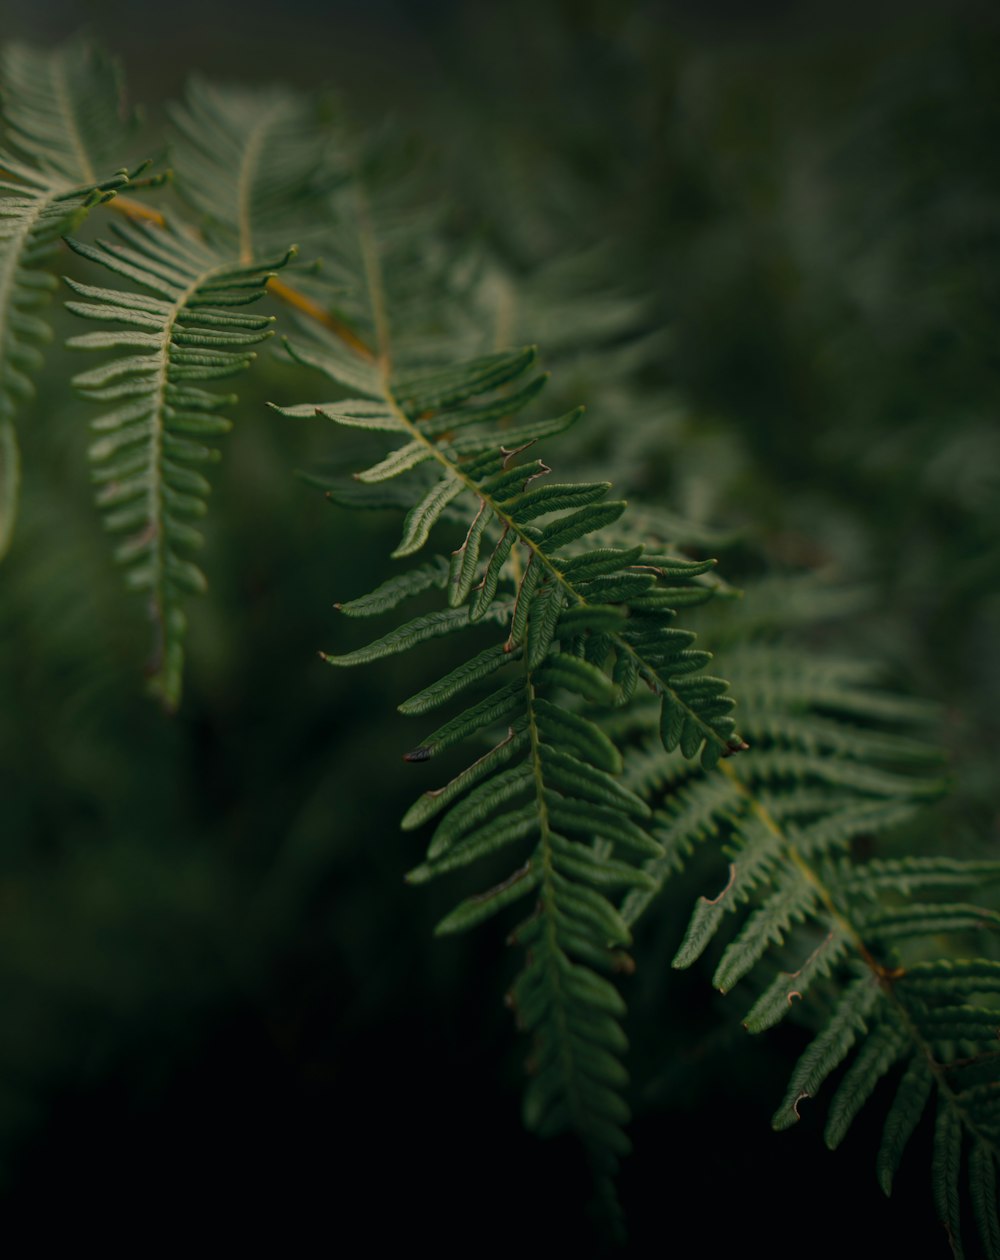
0, 0, 997, 1249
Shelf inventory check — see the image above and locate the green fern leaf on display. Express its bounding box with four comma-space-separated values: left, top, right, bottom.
741, 930, 851, 1033
824, 1017, 909, 1150
322, 602, 510, 667
901, 959, 1000, 996
618, 575, 998, 1253
268, 145, 754, 1217
66, 219, 291, 709
933, 1100, 965, 1259
877, 1053, 935, 1197
969, 1142, 1000, 1260
334, 555, 450, 616
861, 902, 1000, 940
711, 868, 817, 993
772, 976, 881, 1130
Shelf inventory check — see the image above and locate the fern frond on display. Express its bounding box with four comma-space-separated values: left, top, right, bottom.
66, 218, 291, 708
623, 577, 998, 1257
0, 38, 148, 557
271, 164, 748, 1209
286, 336, 745, 766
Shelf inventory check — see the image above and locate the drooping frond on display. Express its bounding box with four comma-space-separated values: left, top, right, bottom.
65, 217, 292, 709
282, 339, 745, 768
619, 577, 999, 1258
0, 38, 149, 557
271, 150, 746, 1210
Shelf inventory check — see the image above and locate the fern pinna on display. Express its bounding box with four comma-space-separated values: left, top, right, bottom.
617, 582, 1000, 1258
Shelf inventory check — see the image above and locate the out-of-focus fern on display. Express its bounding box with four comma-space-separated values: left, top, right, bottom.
0, 38, 154, 558
619, 578, 1000, 1258
167, 79, 338, 261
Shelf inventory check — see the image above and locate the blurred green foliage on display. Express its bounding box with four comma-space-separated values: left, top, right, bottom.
0, 1, 997, 1249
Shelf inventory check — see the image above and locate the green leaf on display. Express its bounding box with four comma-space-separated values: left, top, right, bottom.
404, 678, 525, 761
401, 728, 529, 831
406, 802, 538, 882
672, 896, 727, 970
398, 642, 513, 715
506, 480, 611, 521
534, 697, 622, 774
969, 1142, 1000, 1260
355, 439, 433, 483
427, 762, 534, 857
545, 798, 663, 858
824, 1020, 907, 1150
541, 500, 627, 552
393, 474, 464, 557
0, 38, 144, 557
933, 1101, 964, 1259
740, 930, 850, 1033
448, 501, 489, 607
323, 602, 507, 667
877, 1055, 934, 1196
335, 556, 449, 617
434, 863, 540, 935
535, 653, 618, 704
393, 346, 537, 412
711, 870, 817, 994
470, 525, 515, 620
539, 743, 650, 819
772, 978, 880, 1130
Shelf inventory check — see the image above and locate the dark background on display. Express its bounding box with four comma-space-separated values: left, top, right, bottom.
0, 1, 997, 1251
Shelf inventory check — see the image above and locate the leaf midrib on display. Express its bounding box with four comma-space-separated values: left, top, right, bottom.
236, 102, 285, 264
51, 48, 97, 185
525, 670, 592, 1138
146, 258, 230, 670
